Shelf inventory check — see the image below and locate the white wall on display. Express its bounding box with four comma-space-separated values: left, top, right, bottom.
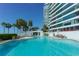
49, 31, 79, 41
48, 32, 54, 37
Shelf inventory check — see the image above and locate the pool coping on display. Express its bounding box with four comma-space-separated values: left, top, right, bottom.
0, 37, 33, 44
0, 40, 12, 44
48, 36, 79, 43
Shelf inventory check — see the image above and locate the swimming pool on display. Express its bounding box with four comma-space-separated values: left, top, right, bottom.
0, 36, 79, 56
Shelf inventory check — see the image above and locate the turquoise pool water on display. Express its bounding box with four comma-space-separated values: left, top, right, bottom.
0, 37, 79, 56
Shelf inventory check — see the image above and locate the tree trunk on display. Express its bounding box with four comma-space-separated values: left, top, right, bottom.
8, 28, 9, 34
3, 27, 5, 34
14, 27, 15, 34
17, 29, 18, 34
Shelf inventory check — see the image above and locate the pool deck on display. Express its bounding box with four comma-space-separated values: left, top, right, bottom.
0, 40, 12, 44
49, 36, 63, 40
17, 37, 33, 40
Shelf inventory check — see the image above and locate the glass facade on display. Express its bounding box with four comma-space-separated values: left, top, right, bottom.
44, 3, 79, 32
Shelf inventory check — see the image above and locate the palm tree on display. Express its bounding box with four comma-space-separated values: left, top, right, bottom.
23, 21, 28, 32
12, 24, 17, 34
23, 26, 28, 34
28, 20, 33, 31
16, 18, 28, 33
42, 25, 48, 32
5, 23, 12, 34
1, 22, 7, 33
16, 25, 21, 34
16, 18, 24, 32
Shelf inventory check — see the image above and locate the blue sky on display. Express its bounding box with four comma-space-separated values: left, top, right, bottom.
0, 3, 44, 33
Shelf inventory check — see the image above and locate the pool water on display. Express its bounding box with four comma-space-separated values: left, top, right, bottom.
0, 37, 79, 56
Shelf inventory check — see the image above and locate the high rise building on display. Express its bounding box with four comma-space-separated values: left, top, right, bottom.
44, 3, 79, 40
43, 3, 49, 25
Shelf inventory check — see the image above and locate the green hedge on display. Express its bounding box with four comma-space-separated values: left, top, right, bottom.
0, 34, 17, 40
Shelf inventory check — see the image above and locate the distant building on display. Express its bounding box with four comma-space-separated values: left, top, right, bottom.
43, 3, 49, 26
44, 3, 79, 40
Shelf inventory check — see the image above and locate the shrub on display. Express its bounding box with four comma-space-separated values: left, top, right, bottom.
0, 34, 17, 40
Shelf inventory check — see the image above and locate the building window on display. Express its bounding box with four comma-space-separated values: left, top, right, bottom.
69, 27, 74, 31
53, 3, 65, 16
75, 4, 79, 9
64, 21, 71, 26
75, 26, 79, 30
74, 19, 79, 24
